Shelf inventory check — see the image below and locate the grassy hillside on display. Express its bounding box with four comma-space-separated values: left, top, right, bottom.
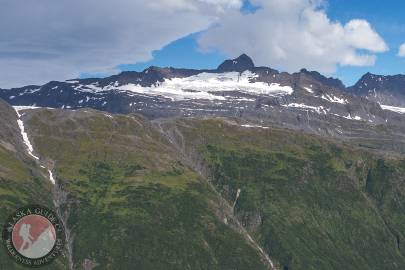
0, 102, 67, 270
25, 109, 269, 270
3, 102, 405, 270
166, 118, 405, 270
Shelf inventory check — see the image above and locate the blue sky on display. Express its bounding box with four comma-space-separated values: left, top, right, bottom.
117, 0, 259, 73
119, 0, 405, 87
328, 0, 405, 85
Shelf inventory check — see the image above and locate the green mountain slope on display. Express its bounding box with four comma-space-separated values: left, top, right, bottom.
160, 118, 405, 270
22, 109, 270, 270
1, 101, 404, 270
0, 101, 67, 270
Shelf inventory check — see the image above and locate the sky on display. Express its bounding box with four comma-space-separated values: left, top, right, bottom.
0, 0, 404, 88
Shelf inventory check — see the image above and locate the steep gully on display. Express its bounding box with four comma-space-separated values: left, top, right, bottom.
13, 107, 74, 270
154, 119, 277, 270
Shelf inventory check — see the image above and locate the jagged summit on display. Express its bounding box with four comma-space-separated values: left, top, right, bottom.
217, 54, 255, 72
299, 68, 345, 89
351, 72, 405, 94
348, 71, 405, 106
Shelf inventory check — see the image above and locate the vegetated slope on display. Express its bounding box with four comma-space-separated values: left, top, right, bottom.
3, 100, 405, 270
0, 100, 67, 270
22, 108, 270, 270
160, 118, 405, 270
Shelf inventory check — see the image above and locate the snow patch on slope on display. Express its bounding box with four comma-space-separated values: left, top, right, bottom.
343, 115, 362, 121
14, 107, 39, 160
283, 103, 328, 114
14, 106, 41, 111
380, 105, 405, 114
72, 71, 293, 101
332, 113, 362, 121
48, 170, 56, 184
13, 107, 56, 184
241, 124, 269, 129
321, 94, 348, 104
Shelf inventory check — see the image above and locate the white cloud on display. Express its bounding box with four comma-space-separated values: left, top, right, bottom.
343, 20, 388, 53
198, 0, 388, 74
0, 0, 388, 88
398, 43, 405, 57
0, 0, 242, 88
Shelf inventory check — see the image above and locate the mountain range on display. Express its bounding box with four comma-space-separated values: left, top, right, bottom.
0, 55, 405, 270
1, 54, 405, 153
1, 54, 404, 122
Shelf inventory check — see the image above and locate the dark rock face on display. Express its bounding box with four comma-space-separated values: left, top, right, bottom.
349, 73, 405, 106
237, 211, 263, 230
217, 54, 255, 72
299, 69, 345, 90
350, 72, 405, 95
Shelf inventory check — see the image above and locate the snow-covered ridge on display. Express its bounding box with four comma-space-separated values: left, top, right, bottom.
71, 71, 294, 101
119, 71, 293, 101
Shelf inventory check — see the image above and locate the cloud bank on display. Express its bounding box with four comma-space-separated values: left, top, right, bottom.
0, 0, 387, 87
0, 0, 242, 87
199, 0, 388, 73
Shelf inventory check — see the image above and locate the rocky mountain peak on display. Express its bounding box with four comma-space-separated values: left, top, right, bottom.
217, 54, 255, 72
298, 68, 346, 89
350, 72, 405, 95
358, 72, 381, 82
